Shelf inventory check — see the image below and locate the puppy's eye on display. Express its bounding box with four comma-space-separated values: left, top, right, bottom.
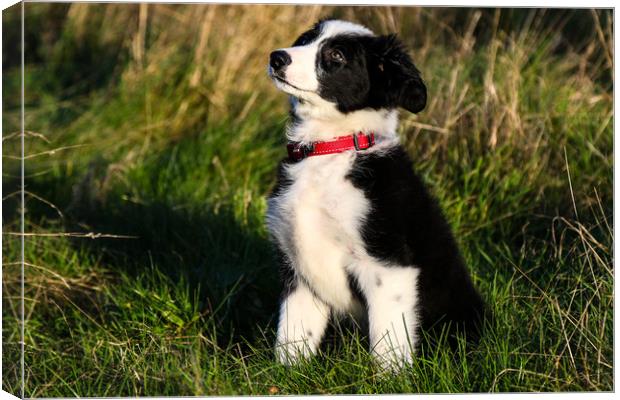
328, 49, 345, 63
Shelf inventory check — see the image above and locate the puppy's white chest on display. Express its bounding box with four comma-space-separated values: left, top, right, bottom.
267, 153, 369, 311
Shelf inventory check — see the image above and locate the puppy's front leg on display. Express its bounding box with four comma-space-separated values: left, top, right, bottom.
275, 283, 331, 365
366, 267, 421, 370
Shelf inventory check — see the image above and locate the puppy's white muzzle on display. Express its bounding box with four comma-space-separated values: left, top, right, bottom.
268, 45, 320, 93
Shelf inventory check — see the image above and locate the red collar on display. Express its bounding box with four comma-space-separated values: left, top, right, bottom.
287, 132, 376, 162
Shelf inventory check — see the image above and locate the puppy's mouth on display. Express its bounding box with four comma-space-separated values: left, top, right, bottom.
271, 74, 314, 94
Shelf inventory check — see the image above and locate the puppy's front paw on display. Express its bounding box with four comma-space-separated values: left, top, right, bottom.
275, 337, 313, 366
371, 337, 414, 373
275, 285, 331, 365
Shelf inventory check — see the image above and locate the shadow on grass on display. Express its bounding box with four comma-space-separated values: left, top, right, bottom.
23, 168, 282, 351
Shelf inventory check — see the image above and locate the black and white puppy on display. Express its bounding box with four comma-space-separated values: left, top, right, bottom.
266, 19, 486, 370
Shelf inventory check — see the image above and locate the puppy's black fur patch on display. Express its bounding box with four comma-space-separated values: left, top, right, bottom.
292, 20, 324, 47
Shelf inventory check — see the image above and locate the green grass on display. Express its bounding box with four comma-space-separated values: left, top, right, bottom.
2, 4, 613, 396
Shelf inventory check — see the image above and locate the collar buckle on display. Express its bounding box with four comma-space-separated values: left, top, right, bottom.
354, 133, 375, 151
353, 133, 360, 150
287, 142, 314, 161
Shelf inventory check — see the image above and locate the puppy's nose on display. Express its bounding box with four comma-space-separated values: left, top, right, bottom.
270, 50, 291, 71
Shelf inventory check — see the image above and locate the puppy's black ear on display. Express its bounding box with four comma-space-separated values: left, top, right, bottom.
371, 34, 427, 113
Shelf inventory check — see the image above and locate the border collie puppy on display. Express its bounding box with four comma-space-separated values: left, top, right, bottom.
266, 19, 486, 370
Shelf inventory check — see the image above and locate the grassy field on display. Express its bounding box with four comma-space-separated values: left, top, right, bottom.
2, 4, 613, 396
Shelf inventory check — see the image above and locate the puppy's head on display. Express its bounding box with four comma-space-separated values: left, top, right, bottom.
268, 19, 426, 115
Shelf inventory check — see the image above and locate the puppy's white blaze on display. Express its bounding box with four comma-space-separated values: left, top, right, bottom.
275, 284, 330, 364
321, 19, 374, 37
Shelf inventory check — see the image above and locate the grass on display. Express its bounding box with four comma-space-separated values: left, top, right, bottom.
2, 4, 613, 396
